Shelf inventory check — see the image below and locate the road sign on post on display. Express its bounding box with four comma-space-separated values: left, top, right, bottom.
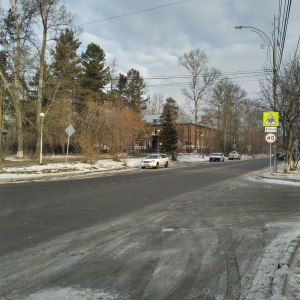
264, 133, 277, 170
264, 132, 277, 144
263, 112, 279, 172
265, 127, 277, 132
65, 124, 75, 164
65, 124, 75, 137
263, 112, 279, 127
247, 144, 251, 157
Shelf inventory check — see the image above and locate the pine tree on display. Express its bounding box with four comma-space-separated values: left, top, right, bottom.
115, 73, 128, 106
50, 29, 82, 109
81, 43, 110, 99
126, 68, 148, 113
159, 97, 179, 160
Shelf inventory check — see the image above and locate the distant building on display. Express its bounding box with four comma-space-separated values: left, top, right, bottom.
141, 115, 162, 152
141, 115, 219, 154
177, 122, 218, 154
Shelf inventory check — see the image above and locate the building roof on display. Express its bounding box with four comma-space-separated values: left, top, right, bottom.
143, 114, 162, 125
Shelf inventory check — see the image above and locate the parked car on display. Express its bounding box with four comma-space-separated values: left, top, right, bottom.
228, 151, 241, 160
141, 153, 169, 169
209, 153, 225, 162
277, 150, 285, 160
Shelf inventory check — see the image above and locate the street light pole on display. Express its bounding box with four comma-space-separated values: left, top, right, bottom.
235, 17, 277, 172
39, 112, 45, 164
202, 122, 206, 158
272, 15, 278, 172
157, 129, 160, 152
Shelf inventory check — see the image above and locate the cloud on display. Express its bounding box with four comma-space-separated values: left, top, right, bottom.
3, 0, 297, 104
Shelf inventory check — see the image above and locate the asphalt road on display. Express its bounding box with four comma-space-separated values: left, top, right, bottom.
1, 158, 299, 299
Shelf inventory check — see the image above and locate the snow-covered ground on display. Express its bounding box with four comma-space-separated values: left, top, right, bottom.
0, 154, 214, 182
0, 153, 299, 185
1, 154, 300, 299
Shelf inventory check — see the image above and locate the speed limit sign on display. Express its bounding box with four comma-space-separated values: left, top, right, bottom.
264, 132, 277, 144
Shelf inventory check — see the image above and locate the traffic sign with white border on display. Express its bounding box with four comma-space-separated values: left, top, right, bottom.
264, 132, 277, 144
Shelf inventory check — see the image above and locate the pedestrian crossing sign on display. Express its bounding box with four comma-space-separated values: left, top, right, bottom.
263, 112, 279, 127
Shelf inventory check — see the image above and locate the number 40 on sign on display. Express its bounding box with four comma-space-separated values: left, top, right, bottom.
264, 132, 277, 144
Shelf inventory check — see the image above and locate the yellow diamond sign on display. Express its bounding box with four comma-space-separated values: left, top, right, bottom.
263, 112, 279, 127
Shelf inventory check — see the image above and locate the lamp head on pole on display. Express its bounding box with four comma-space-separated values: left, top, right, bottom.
40, 112, 45, 118
235, 26, 243, 29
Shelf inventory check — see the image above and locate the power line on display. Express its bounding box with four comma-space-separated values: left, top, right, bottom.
106, 70, 271, 89
142, 70, 268, 80
277, 0, 292, 71
79, 0, 192, 26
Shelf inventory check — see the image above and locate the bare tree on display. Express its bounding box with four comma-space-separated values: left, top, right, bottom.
276, 55, 300, 171
239, 99, 264, 155
0, 0, 75, 158
178, 49, 221, 152
32, 0, 75, 156
146, 92, 165, 115
107, 57, 119, 92
210, 77, 247, 152
177, 106, 192, 123
76, 101, 149, 161
0, 0, 37, 158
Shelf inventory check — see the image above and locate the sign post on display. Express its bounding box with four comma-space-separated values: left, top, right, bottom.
264, 132, 277, 170
247, 144, 251, 157
65, 124, 75, 164
263, 112, 279, 172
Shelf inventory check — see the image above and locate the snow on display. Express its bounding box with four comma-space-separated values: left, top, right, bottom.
0, 153, 210, 181
1, 153, 299, 184
1, 153, 300, 299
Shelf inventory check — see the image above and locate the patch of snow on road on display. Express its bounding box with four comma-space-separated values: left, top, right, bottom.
25, 287, 120, 300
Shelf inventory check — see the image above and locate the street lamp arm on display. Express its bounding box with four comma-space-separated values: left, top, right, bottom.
235, 25, 272, 47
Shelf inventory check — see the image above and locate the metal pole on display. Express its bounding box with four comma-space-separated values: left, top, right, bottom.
273, 15, 277, 173
66, 135, 70, 164
157, 129, 160, 152
39, 113, 45, 164
270, 144, 272, 170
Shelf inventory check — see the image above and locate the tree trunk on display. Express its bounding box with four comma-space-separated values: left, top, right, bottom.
36, 5, 49, 156
13, 25, 24, 159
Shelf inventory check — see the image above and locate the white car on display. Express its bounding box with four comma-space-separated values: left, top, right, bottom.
209, 152, 225, 162
228, 151, 241, 160
141, 153, 169, 169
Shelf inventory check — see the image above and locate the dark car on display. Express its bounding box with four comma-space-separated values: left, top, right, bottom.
277, 151, 285, 160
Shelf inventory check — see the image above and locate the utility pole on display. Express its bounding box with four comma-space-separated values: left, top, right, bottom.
273, 15, 278, 173
235, 16, 278, 172
0, 84, 2, 159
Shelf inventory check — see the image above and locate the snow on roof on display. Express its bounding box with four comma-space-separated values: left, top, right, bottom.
143, 114, 162, 125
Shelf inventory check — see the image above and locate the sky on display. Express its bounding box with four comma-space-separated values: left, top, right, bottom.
60, 0, 300, 106
1, 0, 299, 108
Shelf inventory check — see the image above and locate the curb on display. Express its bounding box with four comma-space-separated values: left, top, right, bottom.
272, 236, 300, 296
0, 166, 142, 184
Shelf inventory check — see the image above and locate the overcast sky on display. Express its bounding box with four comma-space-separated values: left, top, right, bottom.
61, 0, 299, 105
2, 0, 300, 107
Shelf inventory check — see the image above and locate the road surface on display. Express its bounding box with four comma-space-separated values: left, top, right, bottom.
1, 158, 299, 299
